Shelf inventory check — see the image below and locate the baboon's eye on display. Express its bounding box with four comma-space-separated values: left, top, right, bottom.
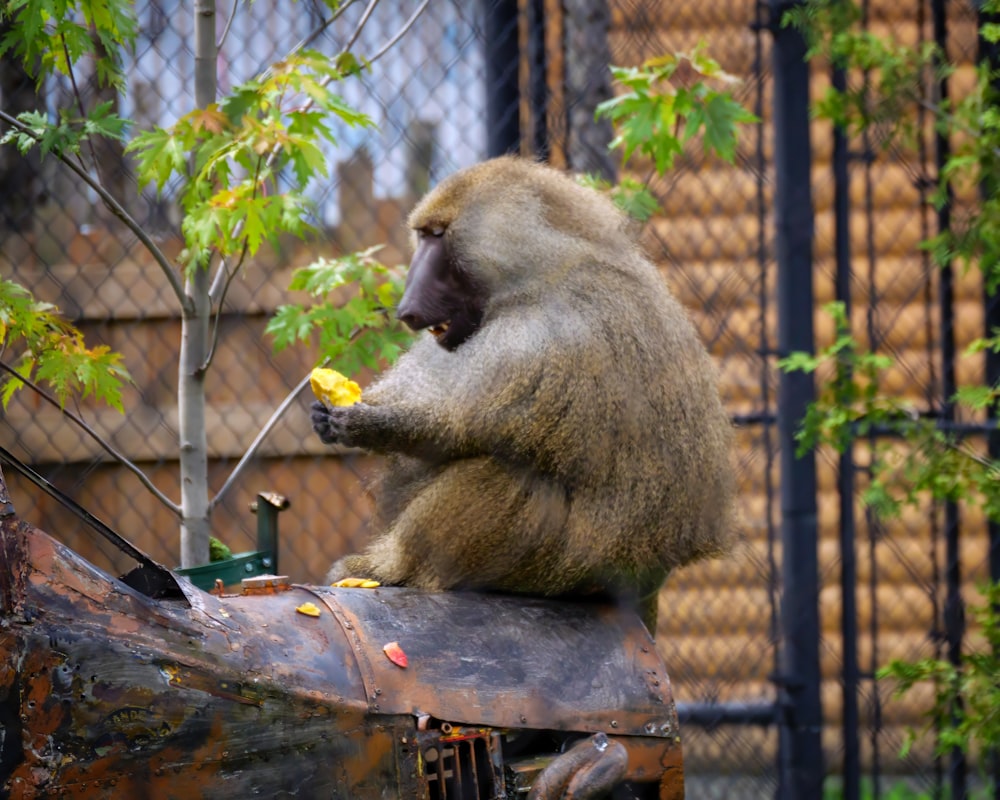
420, 225, 445, 238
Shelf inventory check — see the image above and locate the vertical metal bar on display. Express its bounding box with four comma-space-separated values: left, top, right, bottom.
483, 0, 520, 157
857, 0, 884, 784
527, 0, 550, 161
468, 740, 480, 794
832, 61, 861, 800
769, 2, 824, 797
253, 492, 287, 575
753, 0, 783, 755
436, 746, 446, 798
452, 743, 462, 794
930, 1, 966, 797
561, 0, 616, 177
914, 4, 945, 796
976, 7, 1000, 798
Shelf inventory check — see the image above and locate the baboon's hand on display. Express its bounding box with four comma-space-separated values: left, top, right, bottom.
311, 400, 354, 446
326, 554, 378, 585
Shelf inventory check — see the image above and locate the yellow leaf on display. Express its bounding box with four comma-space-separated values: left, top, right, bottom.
643, 54, 678, 69
310, 368, 362, 407
296, 602, 321, 617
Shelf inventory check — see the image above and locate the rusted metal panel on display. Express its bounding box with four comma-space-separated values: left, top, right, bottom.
0, 516, 423, 798
0, 480, 684, 798
315, 585, 679, 738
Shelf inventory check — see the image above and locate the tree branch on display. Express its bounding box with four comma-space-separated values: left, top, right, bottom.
203, 239, 247, 372
0, 110, 191, 314
344, 0, 379, 53
368, 0, 430, 65
207, 3, 429, 507
286, 0, 359, 59
207, 0, 427, 302
210, 319, 373, 510
208, 370, 313, 512
0, 359, 181, 515
61, 33, 107, 187
903, 93, 1000, 166
216, 0, 240, 50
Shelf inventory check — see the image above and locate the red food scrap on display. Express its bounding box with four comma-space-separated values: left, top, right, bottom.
383, 641, 408, 668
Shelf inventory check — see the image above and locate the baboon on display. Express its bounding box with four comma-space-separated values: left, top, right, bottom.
312, 156, 735, 617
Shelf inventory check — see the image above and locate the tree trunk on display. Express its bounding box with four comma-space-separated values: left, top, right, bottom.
178, 0, 217, 567
178, 275, 211, 568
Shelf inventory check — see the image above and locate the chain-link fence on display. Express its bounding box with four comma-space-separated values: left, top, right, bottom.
815, 0, 998, 797
1, 0, 496, 584
3, 0, 999, 798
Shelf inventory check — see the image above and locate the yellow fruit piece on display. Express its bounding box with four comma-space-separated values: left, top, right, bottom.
331, 577, 381, 589
310, 368, 362, 407
295, 602, 321, 617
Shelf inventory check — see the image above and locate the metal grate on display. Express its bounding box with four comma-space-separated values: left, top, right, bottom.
422, 730, 500, 800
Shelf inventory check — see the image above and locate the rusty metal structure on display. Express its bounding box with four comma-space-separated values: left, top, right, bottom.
0, 464, 683, 799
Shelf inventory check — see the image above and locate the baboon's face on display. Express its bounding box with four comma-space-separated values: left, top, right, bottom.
396, 228, 484, 351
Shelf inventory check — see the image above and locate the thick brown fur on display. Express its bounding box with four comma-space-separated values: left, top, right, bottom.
317, 156, 736, 604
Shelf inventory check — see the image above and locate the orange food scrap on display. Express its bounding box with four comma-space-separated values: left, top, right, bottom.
309, 368, 362, 407
295, 602, 321, 617
383, 641, 408, 668
331, 578, 381, 589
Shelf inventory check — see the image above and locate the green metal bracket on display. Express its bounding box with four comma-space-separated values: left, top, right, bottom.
175, 491, 290, 591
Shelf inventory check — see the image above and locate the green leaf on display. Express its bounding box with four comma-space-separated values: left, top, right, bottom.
0, 278, 131, 411
334, 51, 364, 77
777, 351, 823, 373
288, 138, 328, 186
316, 92, 372, 129
82, 100, 129, 141
209, 536, 233, 562
982, 22, 1000, 43
954, 384, 998, 410
241, 195, 268, 255
266, 304, 318, 353
699, 93, 758, 163
611, 179, 662, 221
127, 128, 187, 192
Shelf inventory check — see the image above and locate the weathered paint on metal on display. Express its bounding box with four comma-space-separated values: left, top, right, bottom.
0, 491, 684, 798
316, 584, 679, 738
0, 516, 423, 798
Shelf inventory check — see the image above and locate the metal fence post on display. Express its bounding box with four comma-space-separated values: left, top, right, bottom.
526, 0, 550, 161
979, 6, 1000, 797
832, 59, 862, 800
768, 1, 825, 797
929, 0, 968, 796
483, 0, 520, 157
